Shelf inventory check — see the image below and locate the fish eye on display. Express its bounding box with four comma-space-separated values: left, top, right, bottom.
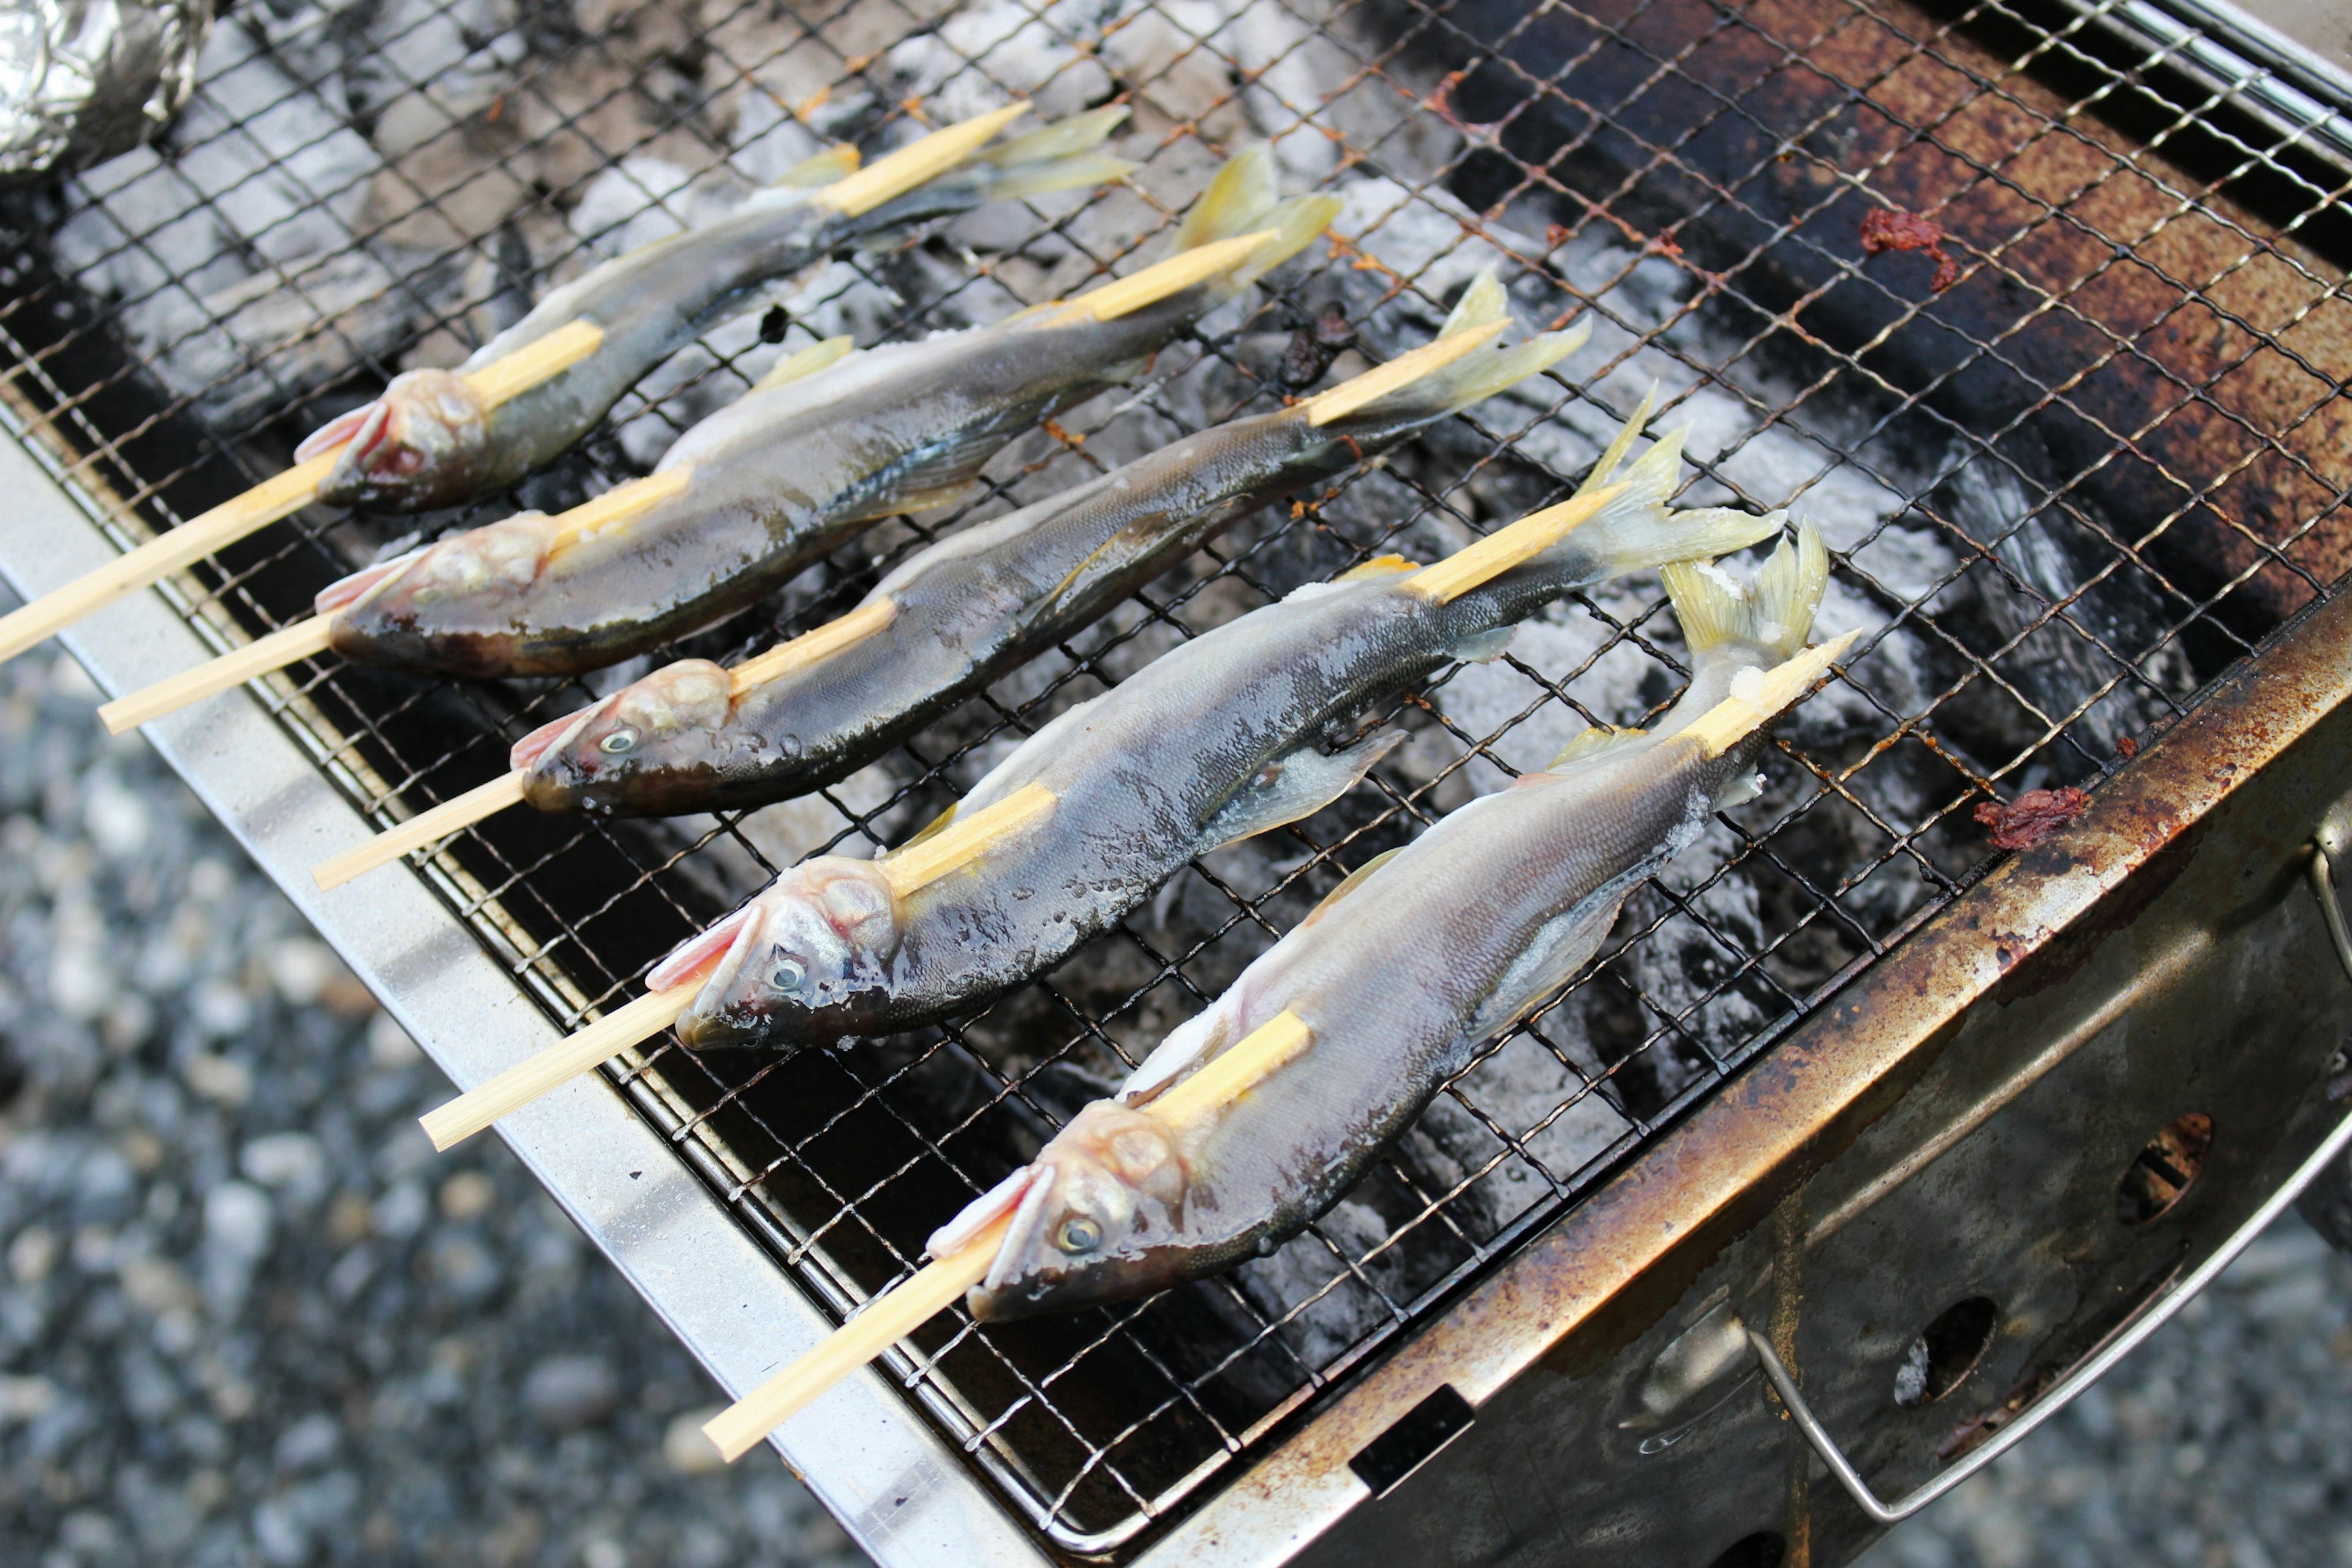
771, 958, 806, 992
597, 728, 639, 755
1055, 1216, 1100, 1254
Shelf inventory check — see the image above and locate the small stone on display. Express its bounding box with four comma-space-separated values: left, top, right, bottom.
203, 1182, 273, 1265
366, 1012, 421, 1068
273, 1411, 341, 1471
371, 1182, 429, 1240
522, 1355, 618, 1431
241, 1133, 329, 1203
0, 1374, 58, 1423
437, 1169, 496, 1223
183, 1053, 252, 1107
582, 1537, 627, 1568
7, 1224, 56, 1283
263, 938, 343, 1007
191, 979, 256, 1038
662, 1408, 726, 1474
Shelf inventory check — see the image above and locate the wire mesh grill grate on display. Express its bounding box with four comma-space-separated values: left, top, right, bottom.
3, 0, 2348, 1551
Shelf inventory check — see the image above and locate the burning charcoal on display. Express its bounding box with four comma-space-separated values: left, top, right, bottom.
1278, 304, 1354, 388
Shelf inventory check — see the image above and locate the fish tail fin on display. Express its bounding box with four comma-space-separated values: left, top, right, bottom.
1170, 145, 1336, 292
1679, 630, 1859, 758
1563, 409, 1782, 578
1304, 268, 1591, 429
971, 106, 1137, 201
1659, 521, 1826, 663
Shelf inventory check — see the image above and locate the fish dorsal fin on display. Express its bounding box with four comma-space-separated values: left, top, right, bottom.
1404, 484, 1627, 603
769, 143, 861, 189
1550, 724, 1650, 768
752, 334, 856, 392
1336, 553, 1420, 582
1199, 732, 1401, 852
1577, 383, 1659, 499
1677, 631, 1856, 758
1301, 847, 1403, 928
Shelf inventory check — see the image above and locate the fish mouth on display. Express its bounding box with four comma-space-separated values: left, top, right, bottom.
317, 400, 395, 503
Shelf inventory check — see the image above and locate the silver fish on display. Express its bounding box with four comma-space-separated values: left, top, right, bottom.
955, 527, 1836, 1318
295, 107, 1132, 512
663, 405, 1784, 1054
510, 270, 1589, 815
311, 148, 1337, 678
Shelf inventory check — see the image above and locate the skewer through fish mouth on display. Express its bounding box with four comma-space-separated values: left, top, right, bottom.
514, 660, 737, 814
301, 368, 492, 511
965, 1104, 1192, 1320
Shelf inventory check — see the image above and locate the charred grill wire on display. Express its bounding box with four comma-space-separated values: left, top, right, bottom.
1, 0, 2347, 1551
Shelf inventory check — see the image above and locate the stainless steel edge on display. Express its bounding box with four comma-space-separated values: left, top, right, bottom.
0, 428, 1050, 1568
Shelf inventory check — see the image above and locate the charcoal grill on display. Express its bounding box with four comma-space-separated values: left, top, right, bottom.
4, 0, 2351, 1561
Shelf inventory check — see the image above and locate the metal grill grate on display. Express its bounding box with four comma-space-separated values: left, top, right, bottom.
3, 0, 2349, 1551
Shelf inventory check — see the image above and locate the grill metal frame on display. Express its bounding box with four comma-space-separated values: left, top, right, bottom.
2, 0, 2349, 1559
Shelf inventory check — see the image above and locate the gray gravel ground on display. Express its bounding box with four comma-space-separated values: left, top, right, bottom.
0, 625, 2347, 1567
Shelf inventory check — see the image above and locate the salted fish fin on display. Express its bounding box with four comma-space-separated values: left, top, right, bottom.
1336, 553, 1421, 582
1550, 724, 1651, 768
1658, 522, 1826, 662
972, 107, 1135, 202
1300, 846, 1404, 929
1306, 268, 1589, 431
1466, 891, 1627, 1039
769, 143, 862, 189
752, 334, 856, 392
1119, 1005, 1232, 1106
1199, 731, 1403, 852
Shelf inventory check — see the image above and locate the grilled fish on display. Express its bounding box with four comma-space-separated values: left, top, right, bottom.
946, 529, 1838, 1317
296, 107, 1133, 512
658, 404, 1784, 1054
509, 270, 1589, 815
309, 148, 1337, 679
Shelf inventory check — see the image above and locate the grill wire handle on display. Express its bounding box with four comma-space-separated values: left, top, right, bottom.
1733, 841, 2352, 1526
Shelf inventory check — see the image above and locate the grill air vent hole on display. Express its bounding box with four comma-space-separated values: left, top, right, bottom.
1893, 1296, 2000, 1408
1706, 1531, 1786, 1568
2117, 1112, 2214, 1225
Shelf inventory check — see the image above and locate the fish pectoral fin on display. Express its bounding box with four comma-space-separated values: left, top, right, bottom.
1449, 625, 1516, 665
1300, 846, 1403, 929
1199, 731, 1403, 851
834, 415, 1034, 524
1466, 892, 1626, 1040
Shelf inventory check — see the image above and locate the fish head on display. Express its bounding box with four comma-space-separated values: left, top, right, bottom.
669, 856, 900, 1052
515, 660, 736, 811
321, 511, 559, 673
303, 369, 492, 512
966, 1102, 1190, 1321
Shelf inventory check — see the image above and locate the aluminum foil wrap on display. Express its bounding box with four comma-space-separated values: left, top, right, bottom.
0, 0, 211, 185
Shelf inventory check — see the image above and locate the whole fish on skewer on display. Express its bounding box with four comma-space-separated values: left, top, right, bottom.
296, 105, 1133, 513
100, 149, 1339, 730
939, 529, 1843, 1317
510, 270, 1588, 816
655, 401, 1785, 1054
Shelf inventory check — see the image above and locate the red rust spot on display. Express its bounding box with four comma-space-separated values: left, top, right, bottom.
1974, 787, 2089, 850
2117, 736, 2139, 760
1545, 222, 1571, 251
1859, 207, 1959, 292
1042, 420, 1082, 448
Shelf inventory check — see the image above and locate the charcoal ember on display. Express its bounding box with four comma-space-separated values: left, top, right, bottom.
1278, 304, 1354, 390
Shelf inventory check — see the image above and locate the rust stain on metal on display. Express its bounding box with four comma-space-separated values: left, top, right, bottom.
1975, 786, 2091, 850
1858, 206, 1959, 291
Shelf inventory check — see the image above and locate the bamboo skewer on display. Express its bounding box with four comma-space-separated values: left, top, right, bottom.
312, 772, 529, 891
813, 104, 1030, 218
699, 1008, 1313, 1461
0, 319, 604, 669
97, 617, 334, 733
1403, 483, 1626, 605
416, 782, 1058, 1150
305, 597, 902, 891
